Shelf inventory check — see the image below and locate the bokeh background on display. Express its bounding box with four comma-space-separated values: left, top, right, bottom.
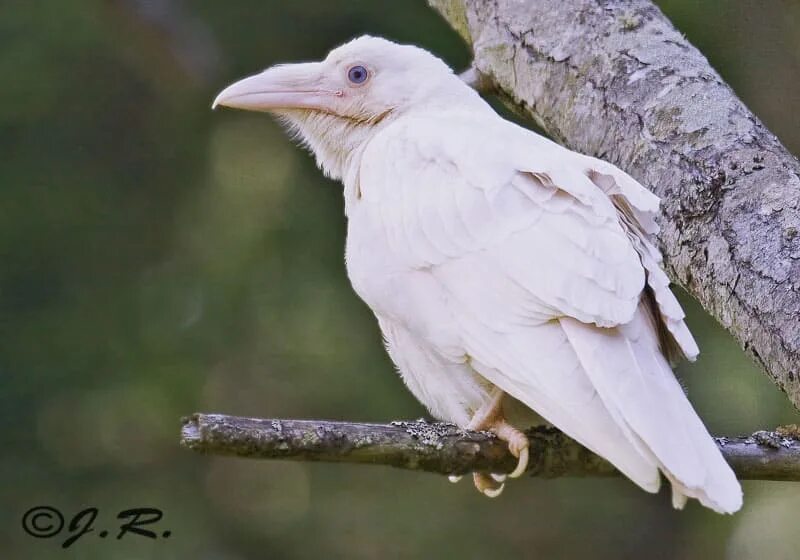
2, 1, 799, 558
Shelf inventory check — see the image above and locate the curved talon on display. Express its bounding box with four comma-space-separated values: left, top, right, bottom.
472, 472, 504, 497
483, 484, 504, 498
448, 475, 463, 483
490, 473, 507, 483
508, 446, 529, 478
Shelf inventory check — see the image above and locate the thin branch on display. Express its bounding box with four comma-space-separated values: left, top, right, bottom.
181, 414, 800, 481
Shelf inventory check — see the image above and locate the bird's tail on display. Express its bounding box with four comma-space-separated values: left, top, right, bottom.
560, 307, 743, 514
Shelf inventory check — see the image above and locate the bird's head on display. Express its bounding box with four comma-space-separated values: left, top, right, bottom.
212, 36, 481, 179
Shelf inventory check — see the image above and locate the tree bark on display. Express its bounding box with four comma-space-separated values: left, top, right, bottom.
428, 0, 800, 408
181, 414, 800, 481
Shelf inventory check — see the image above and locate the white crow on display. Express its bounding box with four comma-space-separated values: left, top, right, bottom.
213, 36, 742, 513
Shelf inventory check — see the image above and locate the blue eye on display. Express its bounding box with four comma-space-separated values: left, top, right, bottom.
347, 65, 369, 84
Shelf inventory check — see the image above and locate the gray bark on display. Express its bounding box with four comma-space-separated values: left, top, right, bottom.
181, 414, 800, 481
428, 0, 800, 408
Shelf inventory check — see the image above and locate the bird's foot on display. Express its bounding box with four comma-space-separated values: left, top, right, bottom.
473, 472, 504, 498
491, 420, 529, 478
459, 388, 530, 494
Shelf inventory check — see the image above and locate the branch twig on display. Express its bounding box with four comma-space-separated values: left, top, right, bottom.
181, 414, 800, 481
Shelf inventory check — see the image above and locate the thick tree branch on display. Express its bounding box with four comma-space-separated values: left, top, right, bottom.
182, 414, 800, 481
429, 0, 800, 408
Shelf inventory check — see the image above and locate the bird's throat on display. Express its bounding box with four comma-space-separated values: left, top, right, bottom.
276, 109, 388, 183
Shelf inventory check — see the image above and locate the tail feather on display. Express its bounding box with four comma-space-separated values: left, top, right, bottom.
463, 321, 663, 494
560, 308, 742, 514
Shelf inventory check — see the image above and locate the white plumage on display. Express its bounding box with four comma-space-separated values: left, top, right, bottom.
213, 35, 742, 513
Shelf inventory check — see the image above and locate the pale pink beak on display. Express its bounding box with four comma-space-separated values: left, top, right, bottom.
212, 62, 341, 112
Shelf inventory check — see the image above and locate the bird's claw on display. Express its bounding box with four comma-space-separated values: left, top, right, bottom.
473, 472, 504, 498
483, 484, 505, 498
508, 445, 529, 479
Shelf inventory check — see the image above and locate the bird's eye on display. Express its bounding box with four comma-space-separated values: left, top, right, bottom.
347, 65, 369, 85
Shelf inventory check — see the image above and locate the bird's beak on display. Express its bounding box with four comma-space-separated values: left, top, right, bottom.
212, 62, 340, 113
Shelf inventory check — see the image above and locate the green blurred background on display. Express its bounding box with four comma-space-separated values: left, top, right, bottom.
2, 1, 799, 558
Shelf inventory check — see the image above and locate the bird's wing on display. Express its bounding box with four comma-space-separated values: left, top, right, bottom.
361, 114, 698, 356
579, 155, 699, 362
358, 114, 738, 511
361, 114, 647, 328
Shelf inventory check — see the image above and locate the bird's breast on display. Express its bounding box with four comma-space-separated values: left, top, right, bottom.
344, 213, 406, 318
344, 212, 461, 351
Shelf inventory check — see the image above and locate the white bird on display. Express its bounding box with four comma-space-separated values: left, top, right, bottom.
213, 36, 742, 513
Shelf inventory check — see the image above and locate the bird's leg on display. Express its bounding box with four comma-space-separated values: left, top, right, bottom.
466, 387, 530, 496
466, 386, 506, 432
